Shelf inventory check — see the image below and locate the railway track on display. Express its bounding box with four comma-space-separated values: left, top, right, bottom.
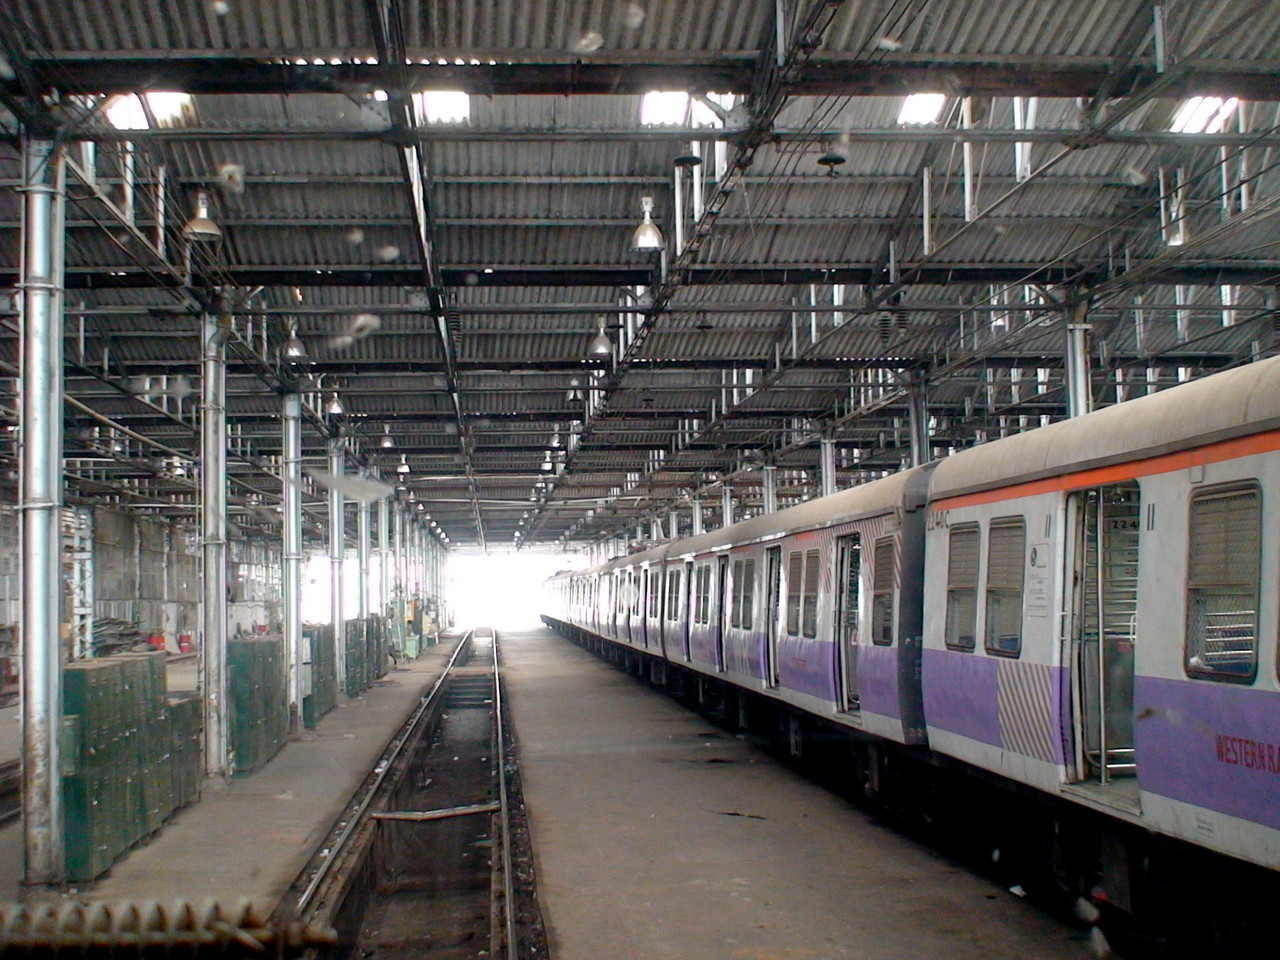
286, 628, 541, 960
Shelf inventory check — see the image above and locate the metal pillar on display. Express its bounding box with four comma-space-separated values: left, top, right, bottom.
762, 465, 778, 514
377, 491, 390, 621
721, 486, 734, 527
19, 136, 66, 885
357, 484, 370, 622
200, 310, 229, 778
668, 509, 679, 540
282, 392, 303, 730
819, 437, 837, 497
328, 438, 346, 693
1066, 300, 1093, 419
650, 517, 663, 541
392, 503, 405, 639
691, 498, 704, 535
907, 379, 931, 467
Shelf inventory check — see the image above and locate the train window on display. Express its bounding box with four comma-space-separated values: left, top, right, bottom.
741, 559, 756, 630
786, 551, 803, 635
666, 569, 680, 621
984, 518, 1026, 657
1186, 484, 1261, 682
731, 559, 745, 627
945, 524, 980, 651
696, 565, 711, 624
802, 549, 821, 638
647, 569, 660, 619
871, 537, 895, 645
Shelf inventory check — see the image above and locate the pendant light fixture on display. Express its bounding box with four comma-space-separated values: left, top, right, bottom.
380, 424, 395, 448
283, 322, 307, 359
587, 317, 613, 357
325, 392, 344, 416
181, 190, 222, 242
631, 195, 664, 251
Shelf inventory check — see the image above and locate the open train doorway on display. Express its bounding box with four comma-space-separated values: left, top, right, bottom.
715, 554, 729, 671
1067, 481, 1141, 794
764, 547, 781, 686
834, 533, 862, 711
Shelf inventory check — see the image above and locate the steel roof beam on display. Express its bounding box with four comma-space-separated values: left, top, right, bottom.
29, 262, 1280, 289
66, 126, 1280, 148
364, 0, 484, 547
20, 57, 1280, 101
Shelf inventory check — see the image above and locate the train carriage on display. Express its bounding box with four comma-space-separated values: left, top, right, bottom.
922, 356, 1280, 870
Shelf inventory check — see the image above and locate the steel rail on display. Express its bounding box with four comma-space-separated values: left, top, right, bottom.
491, 629, 518, 960
294, 629, 474, 915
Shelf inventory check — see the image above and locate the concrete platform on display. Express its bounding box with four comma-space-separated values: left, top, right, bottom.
0, 638, 459, 906
503, 627, 1083, 960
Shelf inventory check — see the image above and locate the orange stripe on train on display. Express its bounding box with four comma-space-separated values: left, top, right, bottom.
929, 428, 1280, 512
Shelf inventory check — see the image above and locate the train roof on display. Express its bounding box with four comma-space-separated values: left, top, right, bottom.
665, 464, 932, 560
564, 465, 932, 577
929, 355, 1280, 502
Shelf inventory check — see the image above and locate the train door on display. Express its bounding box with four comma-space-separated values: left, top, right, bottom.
1067, 481, 1140, 787
640, 567, 649, 648
764, 546, 781, 686
715, 554, 729, 670
834, 533, 862, 710
682, 560, 694, 660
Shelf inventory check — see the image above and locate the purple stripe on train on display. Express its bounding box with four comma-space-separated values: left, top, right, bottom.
778, 635, 836, 700
922, 648, 1003, 747
858, 644, 901, 719
923, 649, 1071, 765
1134, 676, 1280, 832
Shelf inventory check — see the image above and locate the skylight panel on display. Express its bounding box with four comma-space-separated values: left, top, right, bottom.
413, 90, 470, 124
104, 92, 192, 130
1170, 96, 1238, 134
898, 93, 946, 126
640, 91, 689, 126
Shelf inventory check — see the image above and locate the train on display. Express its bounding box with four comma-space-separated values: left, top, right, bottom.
542, 354, 1280, 938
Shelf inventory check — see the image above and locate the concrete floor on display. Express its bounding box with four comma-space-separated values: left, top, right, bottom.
504, 627, 1084, 960
0, 639, 459, 906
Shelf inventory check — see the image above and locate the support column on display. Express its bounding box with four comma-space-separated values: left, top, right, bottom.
328, 438, 346, 693
1066, 300, 1093, 419
668, 509, 679, 540
907, 378, 931, 467
201, 310, 229, 778
721, 486, 734, 528
377, 491, 390, 621
650, 517, 663, 541
282, 392, 303, 731
819, 437, 837, 497
691, 498, 704, 535
357, 484, 370, 622
762, 465, 778, 514
20, 136, 66, 885
393, 503, 405, 640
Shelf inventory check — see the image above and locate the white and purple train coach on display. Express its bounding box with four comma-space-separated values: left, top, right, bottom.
545, 355, 1280, 911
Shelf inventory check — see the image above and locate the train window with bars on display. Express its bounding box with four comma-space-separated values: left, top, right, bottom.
786, 551, 803, 635
984, 518, 1026, 656
696, 564, 712, 624
870, 537, 896, 645
647, 568, 660, 619
945, 524, 980, 650
801, 549, 821, 638
666, 568, 681, 621
741, 559, 756, 630
1186, 484, 1261, 682
731, 559, 745, 627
